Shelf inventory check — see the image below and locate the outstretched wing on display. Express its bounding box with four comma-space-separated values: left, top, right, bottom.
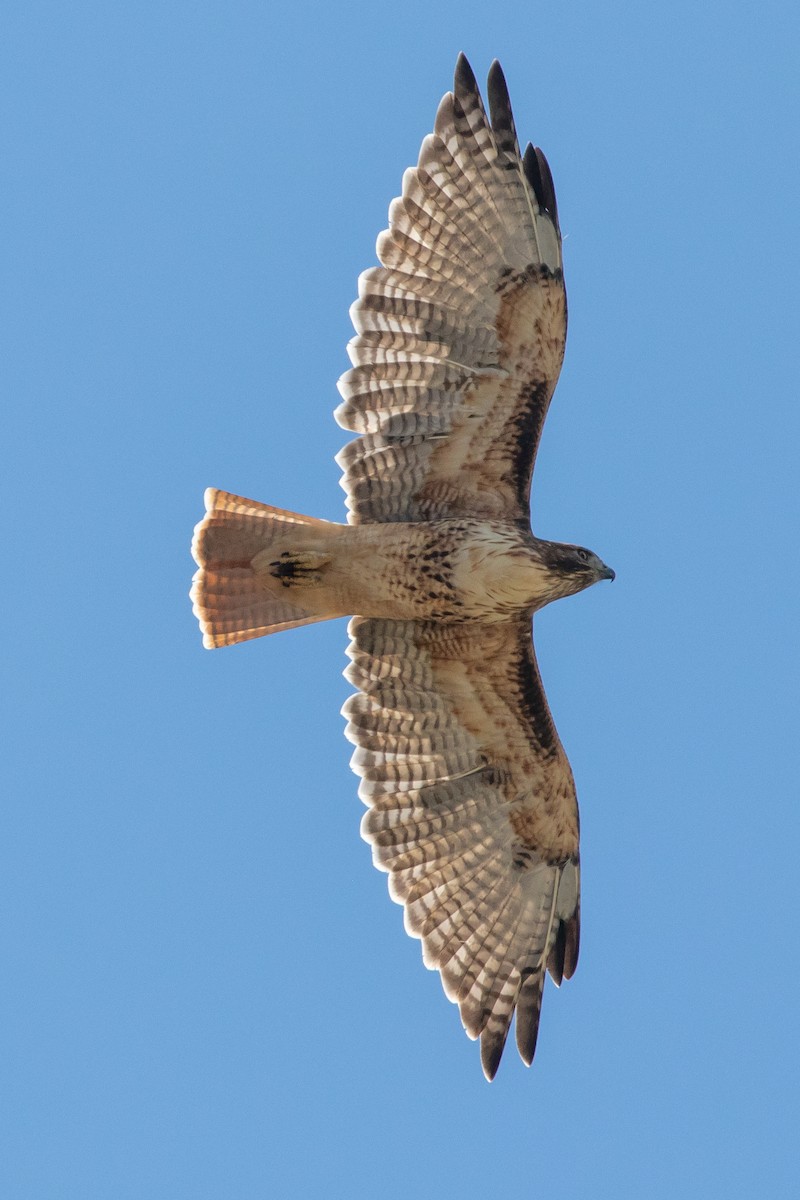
344, 616, 580, 1079
336, 56, 566, 526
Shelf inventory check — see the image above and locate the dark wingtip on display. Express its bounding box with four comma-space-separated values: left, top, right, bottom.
454, 52, 478, 96
562, 912, 580, 980
487, 60, 517, 146
480, 1032, 504, 1081
517, 1019, 540, 1068
515, 1027, 542, 1065
546, 920, 567, 988
487, 60, 510, 111
536, 146, 559, 226
523, 143, 545, 203
515, 973, 544, 1066
523, 143, 560, 226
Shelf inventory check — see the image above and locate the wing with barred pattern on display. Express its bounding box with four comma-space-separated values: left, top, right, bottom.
335, 56, 567, 527
344, 615, 580, 1079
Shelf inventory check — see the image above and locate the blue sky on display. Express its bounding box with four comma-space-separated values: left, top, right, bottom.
4, 1, 799, 1196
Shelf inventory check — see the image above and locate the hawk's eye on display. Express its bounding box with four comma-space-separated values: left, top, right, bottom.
576, 548, 589, 563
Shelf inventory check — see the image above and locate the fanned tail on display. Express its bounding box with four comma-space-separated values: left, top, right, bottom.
190, 489, 339, 647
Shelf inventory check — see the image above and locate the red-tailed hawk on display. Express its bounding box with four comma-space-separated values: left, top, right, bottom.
191, 55, 613, 1079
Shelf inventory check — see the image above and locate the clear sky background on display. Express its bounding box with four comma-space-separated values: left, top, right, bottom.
4, 1, 799, 1196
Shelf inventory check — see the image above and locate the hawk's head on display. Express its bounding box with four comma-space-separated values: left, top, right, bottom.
538, 541, 615, 601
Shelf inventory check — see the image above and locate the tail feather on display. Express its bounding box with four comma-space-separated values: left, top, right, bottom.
191, 489, 338, 648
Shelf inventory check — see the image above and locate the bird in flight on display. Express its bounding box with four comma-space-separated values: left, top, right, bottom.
191, 55, 613, 1079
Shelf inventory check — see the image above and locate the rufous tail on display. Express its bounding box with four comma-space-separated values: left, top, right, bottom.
190, 489, 339, 647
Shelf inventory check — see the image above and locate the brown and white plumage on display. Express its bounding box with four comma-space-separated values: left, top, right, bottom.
335, 55, 566, 526
190, 56, 612, 1079
345, 616, 579, 1078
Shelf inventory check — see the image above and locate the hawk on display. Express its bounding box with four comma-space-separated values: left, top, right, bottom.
191, 55, 613, 1079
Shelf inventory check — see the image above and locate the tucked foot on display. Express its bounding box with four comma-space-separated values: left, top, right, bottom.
266, 550, 332, 588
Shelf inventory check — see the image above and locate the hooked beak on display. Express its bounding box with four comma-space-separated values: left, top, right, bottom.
600, 563, 616, 582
